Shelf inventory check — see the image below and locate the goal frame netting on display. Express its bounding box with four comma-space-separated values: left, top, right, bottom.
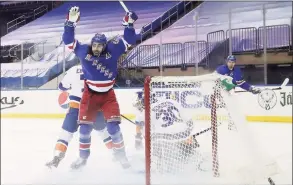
143, 75, 278, 185
144, 75, 223, 185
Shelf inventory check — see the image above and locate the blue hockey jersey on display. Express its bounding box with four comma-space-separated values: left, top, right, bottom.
62, 22, 137, 92
216, 64, 251, 91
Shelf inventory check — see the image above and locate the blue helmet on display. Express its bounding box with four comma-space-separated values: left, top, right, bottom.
226, 55, 236, 62
91, 33, 107, 45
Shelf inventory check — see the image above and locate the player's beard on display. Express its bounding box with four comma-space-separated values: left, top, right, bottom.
92, 43, 104, 57
92, 50, 101, 57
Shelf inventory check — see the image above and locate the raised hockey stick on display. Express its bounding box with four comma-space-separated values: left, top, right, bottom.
235, 78, 289, 93
119, 1, 129, 12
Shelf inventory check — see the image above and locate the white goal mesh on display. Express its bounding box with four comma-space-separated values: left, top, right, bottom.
144, 74, 279, 185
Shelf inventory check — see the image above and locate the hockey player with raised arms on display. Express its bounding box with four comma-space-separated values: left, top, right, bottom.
62, 6, 138, 169
46, 64, 114, 169
216, 55, 261, 94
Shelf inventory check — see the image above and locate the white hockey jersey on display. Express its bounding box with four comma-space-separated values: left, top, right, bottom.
59, 65, 84, 108
133, 92, 145, 124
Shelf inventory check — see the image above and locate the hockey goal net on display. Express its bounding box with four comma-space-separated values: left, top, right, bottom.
144, 74, 278, 185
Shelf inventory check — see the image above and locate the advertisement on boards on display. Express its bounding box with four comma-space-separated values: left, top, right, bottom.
0, 86, 292, 122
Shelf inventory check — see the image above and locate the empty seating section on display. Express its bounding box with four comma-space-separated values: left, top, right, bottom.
123, 41, 208, 68
123, 24, 291, 68
0, 1, 180, 89
258, 25, 291, 49
226, 27, 257, 52
1, 1, 292, 89
123, 1, 292, 68
1, 1, 178, 45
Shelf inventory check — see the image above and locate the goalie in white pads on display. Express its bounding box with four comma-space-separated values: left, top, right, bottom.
133, 90, 199, 150
46, 64, 113, 169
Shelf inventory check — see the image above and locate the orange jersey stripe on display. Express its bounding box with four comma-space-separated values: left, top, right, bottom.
69, 102, 80, 109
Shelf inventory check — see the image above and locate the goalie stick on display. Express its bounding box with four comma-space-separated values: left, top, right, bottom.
192, 121, 223, 137
235, 78, 289, 93
121, 113, 222, 138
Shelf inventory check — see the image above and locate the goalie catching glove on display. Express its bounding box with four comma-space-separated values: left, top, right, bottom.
122, 11, 138, 27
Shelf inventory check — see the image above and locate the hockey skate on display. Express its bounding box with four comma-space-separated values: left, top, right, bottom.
113, 148, 131, 169
70, 157, 87, 170
135, 133, 143, 150
46, 152, 65, 168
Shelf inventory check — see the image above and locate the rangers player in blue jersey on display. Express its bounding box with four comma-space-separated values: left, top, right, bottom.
216, 55, 261, 94
62, 6, 138, 169
45, 65, 114, 169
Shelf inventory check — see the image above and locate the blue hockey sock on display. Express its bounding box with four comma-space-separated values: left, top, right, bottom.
107, 122, 125, 151
79, 124, 93, 159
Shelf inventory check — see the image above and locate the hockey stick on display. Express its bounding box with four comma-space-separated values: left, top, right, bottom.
268, 177, 276, 185
192, 121, 223, 137
121, 114, 136, 125
235, 78, 289, 93
119, 1, 129, 12
121, 111, 222, 138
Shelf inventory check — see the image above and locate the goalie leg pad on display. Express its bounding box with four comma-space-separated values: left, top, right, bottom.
79, 124, 93, 159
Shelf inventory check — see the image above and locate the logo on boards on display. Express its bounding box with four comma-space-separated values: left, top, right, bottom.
280, 91, 292, 107
0, 96, 24, 110
258, 89, 277, 110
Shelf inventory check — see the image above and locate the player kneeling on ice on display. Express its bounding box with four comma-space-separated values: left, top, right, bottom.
46, 65, 113, 169
63, 6, 138, 169
216, 55, 261, 94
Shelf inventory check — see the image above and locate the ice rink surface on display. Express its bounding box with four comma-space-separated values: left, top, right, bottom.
1, 118, 292, 185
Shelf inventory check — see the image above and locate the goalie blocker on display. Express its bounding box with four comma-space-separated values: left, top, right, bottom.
143, 75, 279, 185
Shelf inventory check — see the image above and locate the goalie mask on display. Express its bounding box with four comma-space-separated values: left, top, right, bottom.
91, 33, 107, 57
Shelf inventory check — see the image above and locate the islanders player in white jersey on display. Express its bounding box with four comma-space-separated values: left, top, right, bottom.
46, 64, 113, 169
133, 91, 145, 149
